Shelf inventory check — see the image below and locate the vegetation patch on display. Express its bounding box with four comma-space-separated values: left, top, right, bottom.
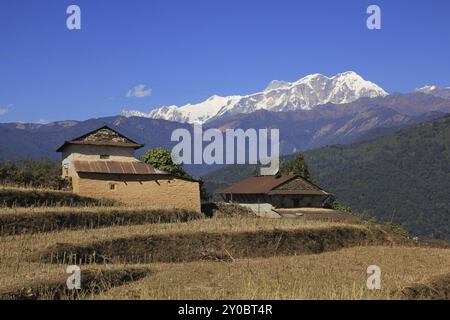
0, 207, 204, 235
396, 273, 450, 300
201, 202, 255, 218
0, 268, 149, 300
0, 159, 64, 190
96, 247, 450, 300
0, 187, 116, 208
33, 226, 387, 264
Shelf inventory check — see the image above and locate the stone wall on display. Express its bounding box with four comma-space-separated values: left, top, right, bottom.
72, 172, 201, 212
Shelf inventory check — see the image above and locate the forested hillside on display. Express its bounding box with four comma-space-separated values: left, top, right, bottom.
203, 115, 450, 239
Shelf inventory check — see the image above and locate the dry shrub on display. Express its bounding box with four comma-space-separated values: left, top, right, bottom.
0, 268, 149, 300
396, 273, 450, 300
0, 187, 116, 208
0, 208, 204, 235
33, 226, 387, 265
202, 202, 255, 218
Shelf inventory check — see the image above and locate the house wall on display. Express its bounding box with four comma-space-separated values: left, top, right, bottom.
61, 145, 136, 178
272, 195, 326, 208
71, 172, 201, 212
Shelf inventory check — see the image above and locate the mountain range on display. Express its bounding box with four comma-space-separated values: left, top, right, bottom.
1, 72, 450, 178
122, 71, 388, 123
204, 92, 450, 154
416, 85, 450, 100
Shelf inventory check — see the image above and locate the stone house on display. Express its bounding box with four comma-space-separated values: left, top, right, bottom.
56, 126, 201, 212
216, 174, 331, 209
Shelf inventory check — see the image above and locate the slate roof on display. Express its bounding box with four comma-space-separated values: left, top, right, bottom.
216, 174, 330, 195
56, 125, 144, 152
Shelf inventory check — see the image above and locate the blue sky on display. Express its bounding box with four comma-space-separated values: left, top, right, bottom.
1, 0, 450, 123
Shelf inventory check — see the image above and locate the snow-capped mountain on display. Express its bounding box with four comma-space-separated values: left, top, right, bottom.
123, 95, 241, 124
416, 85, 450, 100
122, 71, 388, 124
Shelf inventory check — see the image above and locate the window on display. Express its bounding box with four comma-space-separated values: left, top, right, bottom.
63, 163, 69, 177
109, 183, 116, 191
100, 155, 110, 159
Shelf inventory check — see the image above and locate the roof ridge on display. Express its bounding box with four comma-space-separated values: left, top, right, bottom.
56, 125, 145, 152
216, 174, 319, 195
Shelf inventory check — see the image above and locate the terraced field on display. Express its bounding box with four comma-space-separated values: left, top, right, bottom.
1, 204, 449, 300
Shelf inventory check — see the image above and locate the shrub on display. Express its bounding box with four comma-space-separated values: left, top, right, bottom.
0, 159, 68, 190
202, 202, 255, 218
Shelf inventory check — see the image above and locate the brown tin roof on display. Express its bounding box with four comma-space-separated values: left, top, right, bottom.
267, 189, 328, 196
56, 125, 144, 152
73, 160, 167, 175
216, 174, 330, 195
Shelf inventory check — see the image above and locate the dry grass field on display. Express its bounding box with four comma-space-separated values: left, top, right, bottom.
1, 187, 449, 300
96, 247, 450, 300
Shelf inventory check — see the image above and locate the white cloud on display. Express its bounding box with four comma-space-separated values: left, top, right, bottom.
0, 104, 13, 116
126, 84, 152, 98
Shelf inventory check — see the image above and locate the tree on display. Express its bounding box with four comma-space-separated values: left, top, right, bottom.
140, 147, 210, 201
279, 153, 310, 180
140, 147, 187, 177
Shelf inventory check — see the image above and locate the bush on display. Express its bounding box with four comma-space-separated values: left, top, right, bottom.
327, 199, 352, 213
202, 202, 255, 218
0, 159, 68, 190
0, 188, 114, 208
0, 208, 204, 235
383, 222, 409, 237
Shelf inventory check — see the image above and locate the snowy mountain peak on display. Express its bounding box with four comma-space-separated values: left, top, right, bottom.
416, 85, 438, 93
415, 85, 450, 100
265, 80, 291, 91
122, 71, 388, 124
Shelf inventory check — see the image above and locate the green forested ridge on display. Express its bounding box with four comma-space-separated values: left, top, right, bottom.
203, 115, 450, 239
306, 115, 450, 239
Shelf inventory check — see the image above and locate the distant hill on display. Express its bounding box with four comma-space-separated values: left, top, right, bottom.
203, 115, 450, 240
0, 91, 449, 177
416, 85, 450, 100
0, 116, 192, 160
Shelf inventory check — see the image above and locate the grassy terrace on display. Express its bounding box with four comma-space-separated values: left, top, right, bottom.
97, 246, 450, 300
1, 195, 449, 300
1, 217, 369, 262
0, 218, 376, 293
0, 206, 203, 235
2, 245, 449, 300
0, 186, 116, 207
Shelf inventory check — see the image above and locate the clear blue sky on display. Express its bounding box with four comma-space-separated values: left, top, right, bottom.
1, 0, 449, 123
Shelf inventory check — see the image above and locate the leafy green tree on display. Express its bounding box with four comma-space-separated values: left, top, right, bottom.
140, 147, 187, 176
279, 153, 310, 180
141, 147, 210, 201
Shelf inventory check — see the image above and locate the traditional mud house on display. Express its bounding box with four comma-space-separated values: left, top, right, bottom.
216, 174, 330, 209
56, 126, 201, 212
